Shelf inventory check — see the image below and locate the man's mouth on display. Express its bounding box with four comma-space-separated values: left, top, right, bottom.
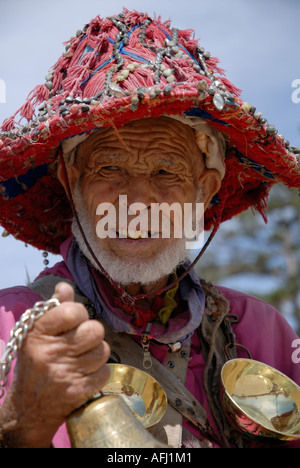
116, 228, 159, 239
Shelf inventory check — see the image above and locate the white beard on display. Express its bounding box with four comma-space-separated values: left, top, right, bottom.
71, 182, 203, 286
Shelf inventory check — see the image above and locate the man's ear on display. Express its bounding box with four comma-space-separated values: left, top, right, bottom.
198, 168, 222, 211
57, 162, 80, 199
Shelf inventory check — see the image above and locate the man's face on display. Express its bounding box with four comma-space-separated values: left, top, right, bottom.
59, 117, 221, 285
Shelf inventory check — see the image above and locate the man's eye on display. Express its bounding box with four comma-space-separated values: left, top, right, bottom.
99, 166, 120, 174
157, 169, 173, 176
103, 166, 119, 170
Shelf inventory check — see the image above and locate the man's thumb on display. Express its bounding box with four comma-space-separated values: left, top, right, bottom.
52, 281, 75, 303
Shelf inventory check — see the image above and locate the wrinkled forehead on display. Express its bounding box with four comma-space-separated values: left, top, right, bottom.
76, 117, 201, 168
62, 115, 226, 178
79, 117, 197, 153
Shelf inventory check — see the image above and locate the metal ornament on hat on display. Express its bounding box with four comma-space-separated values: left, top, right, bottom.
42, 251, 49, 268
2, 229, 49, 268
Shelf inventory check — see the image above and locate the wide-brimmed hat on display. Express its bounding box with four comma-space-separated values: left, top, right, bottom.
1, 9, 299, 254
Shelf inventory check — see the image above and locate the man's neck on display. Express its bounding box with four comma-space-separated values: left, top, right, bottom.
122, 275, 169, 300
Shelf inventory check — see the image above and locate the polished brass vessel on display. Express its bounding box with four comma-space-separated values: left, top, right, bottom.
102, 363, 167, 428
66, 364, 167, 448
221, 358, 300, 444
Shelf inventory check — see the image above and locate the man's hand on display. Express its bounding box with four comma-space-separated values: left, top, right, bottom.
0, 282, 110, 448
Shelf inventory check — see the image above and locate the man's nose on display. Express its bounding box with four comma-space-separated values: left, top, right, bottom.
125, 175, 154, 207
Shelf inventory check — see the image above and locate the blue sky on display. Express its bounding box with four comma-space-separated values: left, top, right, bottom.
0, 0, 299, 290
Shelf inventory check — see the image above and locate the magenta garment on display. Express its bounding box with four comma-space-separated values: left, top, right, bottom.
0, 257, 299, 448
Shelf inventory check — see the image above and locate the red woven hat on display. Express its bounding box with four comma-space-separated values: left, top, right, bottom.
1, 9, 300, 254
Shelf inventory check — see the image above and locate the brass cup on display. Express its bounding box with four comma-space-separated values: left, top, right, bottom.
221, 358, 300, 444
66, 364, 168, 448
101, 363, 167, 428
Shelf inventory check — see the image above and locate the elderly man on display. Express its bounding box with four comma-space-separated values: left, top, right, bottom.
0, 10, 299, 448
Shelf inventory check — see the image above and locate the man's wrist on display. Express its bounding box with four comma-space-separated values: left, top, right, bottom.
0, 392, 55, 448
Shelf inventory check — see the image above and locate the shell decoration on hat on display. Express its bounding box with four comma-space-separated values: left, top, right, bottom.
0, 9, 299, 253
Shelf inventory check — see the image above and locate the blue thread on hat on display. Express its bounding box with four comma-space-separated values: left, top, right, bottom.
0, 164, 48, 199
233, 148, 275, 180
185, 108, 229, 126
